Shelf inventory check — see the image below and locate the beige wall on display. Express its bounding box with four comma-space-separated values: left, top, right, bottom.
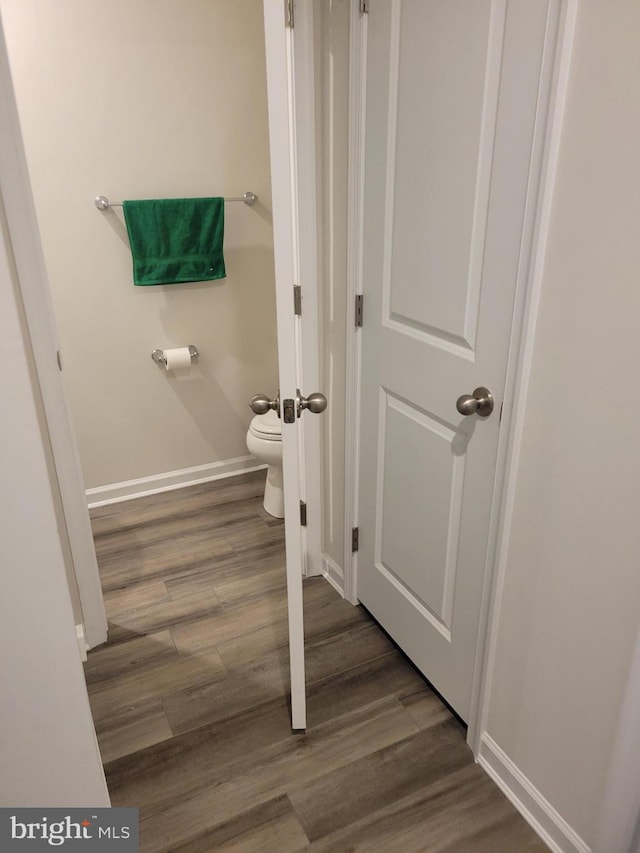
1, 0, 277, 490
485, 1, 640, 845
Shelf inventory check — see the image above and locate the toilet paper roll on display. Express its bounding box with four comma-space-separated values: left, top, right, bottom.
164, 347, 193, 371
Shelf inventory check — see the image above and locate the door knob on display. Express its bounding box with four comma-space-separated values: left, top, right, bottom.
456, 386, 494, 417
249, 392, 279, 416
296, 389, 327, 418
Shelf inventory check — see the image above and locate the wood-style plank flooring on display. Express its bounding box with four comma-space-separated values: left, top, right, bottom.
86, 471, 547, 852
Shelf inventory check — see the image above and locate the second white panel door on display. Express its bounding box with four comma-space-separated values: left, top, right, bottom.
357, 0, 559, 720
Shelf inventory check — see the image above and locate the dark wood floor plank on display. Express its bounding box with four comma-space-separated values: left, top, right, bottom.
399, 687, 455, 731
98, 536, 235, 592
134, 697, 418, 850
162, 554, 246, 600
436, 810, 550, 853
163, 542, 286, 602
84, 629, 177, 686
216, 609, 383, 675
97, 534, 236, 592
210, 565, 286, 607
103, 578, 171, 620
169, 575, 334, 660
166, 614, 397, 736
169, 588, 289, 658
110, 588, 222, 636
161, 795, 309, 853
305, 623, 395, 684
93, 697, 173, 765
163, 646, 291, 734
289, 718, 468, 841
105, 697, 295, 810
85, 475, 548, 853
90, 472, 266, 532
305, 651, 427, 727
222, 516, 286, 554
92, 491, 259, 541
93, 504, 260, 565
89, 648, 226, 726
304, 763, 547, 852
214, 580, 364, 671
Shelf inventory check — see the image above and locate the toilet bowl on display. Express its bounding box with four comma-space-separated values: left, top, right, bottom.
246, 409, 284, 518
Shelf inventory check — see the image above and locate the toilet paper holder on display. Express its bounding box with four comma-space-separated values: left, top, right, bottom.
151, 345, 199, 366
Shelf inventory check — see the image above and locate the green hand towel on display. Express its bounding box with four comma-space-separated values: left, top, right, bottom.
123, 197, 226, 286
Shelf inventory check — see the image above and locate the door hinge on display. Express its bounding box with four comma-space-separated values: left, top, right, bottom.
359, 0, 369, 13
355, 294, 363, 327
293, 284, 302, 316
300, 500, 307, 527
352, 527, 359, 552
286, 0, 294, 28
56, 349, 63, 371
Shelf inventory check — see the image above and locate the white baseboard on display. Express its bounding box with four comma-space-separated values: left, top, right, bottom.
322, 554, 345, 597
87, 455, 266, 508
478, 734, 590, 853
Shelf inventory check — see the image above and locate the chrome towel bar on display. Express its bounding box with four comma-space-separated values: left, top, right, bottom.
95, 192, 257, 210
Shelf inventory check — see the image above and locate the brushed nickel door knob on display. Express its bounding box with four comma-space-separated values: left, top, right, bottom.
249, 392, 279, 415
456, 386, 494, 417
296, 390, 328, 418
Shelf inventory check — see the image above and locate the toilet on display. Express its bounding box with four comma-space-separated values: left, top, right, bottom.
246, 409, 284, 518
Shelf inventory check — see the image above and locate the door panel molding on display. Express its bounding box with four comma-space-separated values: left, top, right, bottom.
381, 0, 508, 358
375, 388, 465, 639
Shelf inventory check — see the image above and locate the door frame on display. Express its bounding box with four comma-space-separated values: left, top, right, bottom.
342, 0, 578, 749
289, 0, 323, 580
0, 19, 107, 652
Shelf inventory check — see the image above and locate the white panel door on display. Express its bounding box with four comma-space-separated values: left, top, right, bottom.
358, 0, 556, 720
260, 0, 319, 730
263, 0, 306, 730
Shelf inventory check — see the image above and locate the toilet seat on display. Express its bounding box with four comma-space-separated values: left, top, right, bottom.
249, 409, 282, 441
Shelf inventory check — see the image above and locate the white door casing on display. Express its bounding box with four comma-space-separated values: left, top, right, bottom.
357, 0, 562, 721
290, 1, 323, 581
0, 17, 107, 651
